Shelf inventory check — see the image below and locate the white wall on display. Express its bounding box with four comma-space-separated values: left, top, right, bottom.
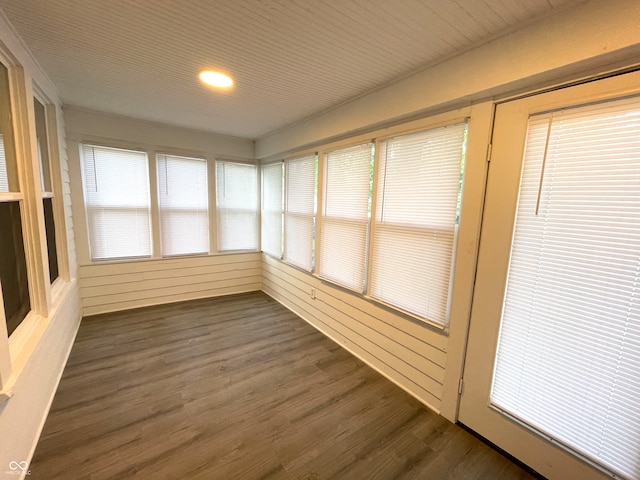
0, 11, 81, 477
255, 0, 640, 422
80, 253, 262, 316
65, 108, 261, 315
64, 107, 254, 160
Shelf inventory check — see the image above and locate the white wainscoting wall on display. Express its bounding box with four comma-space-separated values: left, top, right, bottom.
80, 253, 262, 316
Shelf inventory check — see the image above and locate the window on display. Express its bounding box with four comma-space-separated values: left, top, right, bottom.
0, 134, 7, 191
284, 154, 316, 271
261, 161, 283, 258
34, 98, 59, 282
157, 154, 209, 256
0, 202, 30, 335
370, 123, 467, 325
0, 63, 30, 334
318, 143, 373, 291
491, 96, 640, 479
81, 144, 152, 260
216, 160, 258, 251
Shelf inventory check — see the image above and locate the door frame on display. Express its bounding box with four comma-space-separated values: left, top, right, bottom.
457, 69, 640, 480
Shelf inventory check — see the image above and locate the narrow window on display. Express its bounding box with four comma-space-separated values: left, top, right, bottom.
284, 154, 316, 271
34, 98, 59, 282
216, 160, 258, 251
261, 161, 283, 258
157, 154, 209, 256
0, 63, 30, 334
318, 143, 373, 292
370, 123, 467, 325
80, 144, 152, 260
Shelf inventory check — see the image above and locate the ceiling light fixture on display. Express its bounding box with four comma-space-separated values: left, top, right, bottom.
199, 71, 233, 88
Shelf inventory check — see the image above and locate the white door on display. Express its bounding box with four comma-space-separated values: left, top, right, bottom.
458, 70, 640, 480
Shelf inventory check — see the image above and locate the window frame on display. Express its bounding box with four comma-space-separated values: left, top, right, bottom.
283, 152, 317, 272
0, 56, 73, 397
261, 160, 284, 259
215, 159, 260, 253
73, 138, 260, 264
33, 93, 69, 285
156, 152, 210, 257
266, 108, 479, 332
366, 122, 468, 327
80, 143, 153, 262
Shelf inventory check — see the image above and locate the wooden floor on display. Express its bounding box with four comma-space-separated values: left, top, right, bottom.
31, 292, 536, 479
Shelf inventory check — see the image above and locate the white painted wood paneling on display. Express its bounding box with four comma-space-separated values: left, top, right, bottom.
0, 0, 584, 138
262, 254, 447, 413
80, 253, 262, 316
256, 0, 640, 158
56, 104, 77, 277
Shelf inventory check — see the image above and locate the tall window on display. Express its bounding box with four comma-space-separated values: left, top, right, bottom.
284, 154, 316, 271
318, 143, 373, 291
157, 154, 209, 256
216, 160, 258, 251
81, 144, 152, 260
491, 96, 640, 480
261, 161, 283, 258
34, 98, 59, 283
370, 123, 467, 325
0, 63, 30, 334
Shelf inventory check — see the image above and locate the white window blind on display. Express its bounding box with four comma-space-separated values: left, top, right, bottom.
491, 96, 640, 480
0, 135, 7, 192
216, 160, 258, 251
261, 162, 283, 257
370, 124, 467, 326
319, 143, 373, 291
285, 154, 316, 271
157, 154, 209, 256
81, 144, 151, 260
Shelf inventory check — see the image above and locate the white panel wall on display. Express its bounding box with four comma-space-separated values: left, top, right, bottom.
64, 107, 254, 159
80, 253, 262, 316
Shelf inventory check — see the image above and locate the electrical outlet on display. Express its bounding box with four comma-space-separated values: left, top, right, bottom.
310, 288, 316, 300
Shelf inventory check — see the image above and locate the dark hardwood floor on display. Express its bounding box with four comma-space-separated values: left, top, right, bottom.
30, 292, 535, 479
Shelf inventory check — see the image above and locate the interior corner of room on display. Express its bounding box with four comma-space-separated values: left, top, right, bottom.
0, 0, 638, 479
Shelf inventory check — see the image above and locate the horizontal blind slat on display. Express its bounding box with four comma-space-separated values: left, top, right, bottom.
319, 145, 372, 290
261, 162, 283, 257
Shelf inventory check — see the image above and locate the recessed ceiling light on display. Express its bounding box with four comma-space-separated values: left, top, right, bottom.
199, 71, 233, 88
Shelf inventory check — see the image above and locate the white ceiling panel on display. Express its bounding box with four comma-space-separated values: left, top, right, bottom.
0, 0, 584, 139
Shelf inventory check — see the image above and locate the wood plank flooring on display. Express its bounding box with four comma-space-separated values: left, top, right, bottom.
30, 292, 536, 479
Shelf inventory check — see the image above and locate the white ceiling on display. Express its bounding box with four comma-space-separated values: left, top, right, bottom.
0, 0, 584, 139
